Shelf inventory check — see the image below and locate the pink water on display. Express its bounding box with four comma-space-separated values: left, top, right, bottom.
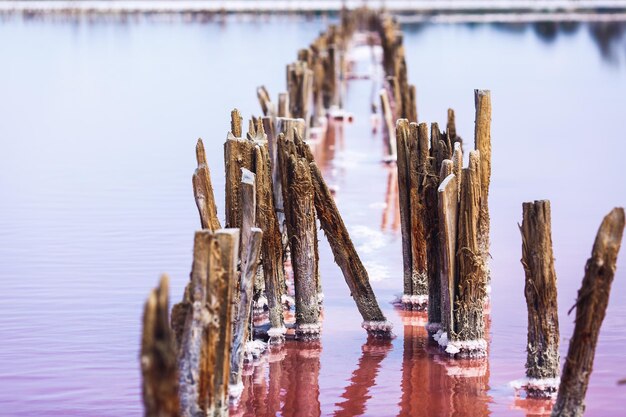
0, 16, 625, 416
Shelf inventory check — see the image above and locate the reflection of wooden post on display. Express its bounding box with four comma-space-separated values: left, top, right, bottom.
254, 144, 287, 344
474, 90, 491, 285
552, 208, 625, 417
438, 170, 458, 338
141, 275, 179, 417
193, 139, 221, 231
449, 151, 486, 357
293, 133, 392, 338
520, 200, 560, 397
278, 135, 320, 341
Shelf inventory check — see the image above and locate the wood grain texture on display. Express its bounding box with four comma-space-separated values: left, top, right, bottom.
193, 139, 221, 231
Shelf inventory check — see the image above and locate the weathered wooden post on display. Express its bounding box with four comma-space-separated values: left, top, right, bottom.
552, 208, 624, 417
395, 119, 413, 308
141, 275, 180, 417
380, 89, 396, 159
277, 93, 290, 118
278, 134, 321, 341
448, 151, 487, 357
437, 170, 458, 346
257, 85, 275, 117
193, 139, 221, 231
214, 229, 240, 415
254, 144, 287, 345
178, 231, 214, 417
292, 132, 393, 338
224, 122, 255, 230
405, 122, 429, 310
452, 142, 463, 201
474, 90, 492, 288
520, 200, 560, 397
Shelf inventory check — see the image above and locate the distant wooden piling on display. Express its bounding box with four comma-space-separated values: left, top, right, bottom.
257, 86, 274, 117
474, 90, 492, 287
253, 144, 287, 344
447, 108, 457, 142
193, 139, 221, 231
552, 208, 625, 417
278, 134, 321, 341
520, 200, 560, 397
450, 150, 486, 357
231, 108, 243, 138
292, 132, 392, 338
141, 275, 180, 417
277, 93, 290, 118
380, 89, 396, 159
395, 119, 413, 306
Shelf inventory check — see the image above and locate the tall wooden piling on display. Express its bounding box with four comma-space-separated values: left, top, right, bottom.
395, 119, 413, 306
474, 90, 492, 286
292, 133, 392, 338
520, 200, 560, 397
380, 89, 397, 159
141, 275, 180, 417
552, 208, 625, 417
449, 150, 486, 357
193, 139, 221, 231
224, 134, 255, 230
278, 134, 321, 341
254, 144, 287, 344
213, 229, 240, 415
437, 172, 458, 339
178, 231, 214, 417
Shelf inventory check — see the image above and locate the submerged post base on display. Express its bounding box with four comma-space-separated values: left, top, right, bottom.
267, 326, 287, 346
401, 294, 428, 311
295, 323, 321, 342
362, 320, 394, 339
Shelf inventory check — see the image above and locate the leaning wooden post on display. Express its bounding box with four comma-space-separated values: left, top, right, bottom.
213, 229, 240, 416
193, 139, 221, 231
254, 144, 287, 345
448, 150, 487, 357
552, 208, 625, 417
437, 170, 458, 346
474, 90, 492, 287
395, 119, 413, 308
229, 226, 263, 401
141, 275, 180, 417
293, 133, 393, 338
278, 135, 321, 341
520, 200, 560, 397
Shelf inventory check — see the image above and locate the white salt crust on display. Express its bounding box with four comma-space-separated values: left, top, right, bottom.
267, 326, 287, 337
317, 292, 325, 303
243, 339, 267, 363
228, 381, 244, 403
361, 320, 394, 338
296, 323, 322, 334
253, 295, 268, 312
510, 377, 560, 396
432, 329, 487, 357
425, 322, 442, 333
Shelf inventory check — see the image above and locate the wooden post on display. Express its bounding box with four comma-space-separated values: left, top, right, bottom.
292, 133, 392, 338
224, 136, 254, 230
474, 90, 492, 287
449, 150, 486, 357
452, 142, 463, 202
277, 93, 290, 118
407, 122, 429, 310
257, 85, 275, 117
408, 84, 417, 123
552, 208, 625, 417
141, 275, 180, 417
229, 227, 263, 400
278, 134, 320, 341
437, 171, 458, 342
395, 119, 413, 307
178, 231, 214, 417
193, 139, 221, 231
214, 229, 240, 416
447, 108, 457, 142
231, 108, 243, 138
254, 144, 287, 344
519, 200, 560, 397
379, 89, 396, 159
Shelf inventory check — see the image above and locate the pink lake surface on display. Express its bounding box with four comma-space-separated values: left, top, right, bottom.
0, 16, 625, 417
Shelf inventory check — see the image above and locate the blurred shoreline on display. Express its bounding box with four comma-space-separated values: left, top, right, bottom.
1, 0, 626, 22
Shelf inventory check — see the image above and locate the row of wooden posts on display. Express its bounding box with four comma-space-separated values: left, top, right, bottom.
140, 9, 407, 417
138, 8, 625, 417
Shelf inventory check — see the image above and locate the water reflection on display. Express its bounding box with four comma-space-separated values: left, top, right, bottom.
397, 310, 492, 417
402, 21, 626, 65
